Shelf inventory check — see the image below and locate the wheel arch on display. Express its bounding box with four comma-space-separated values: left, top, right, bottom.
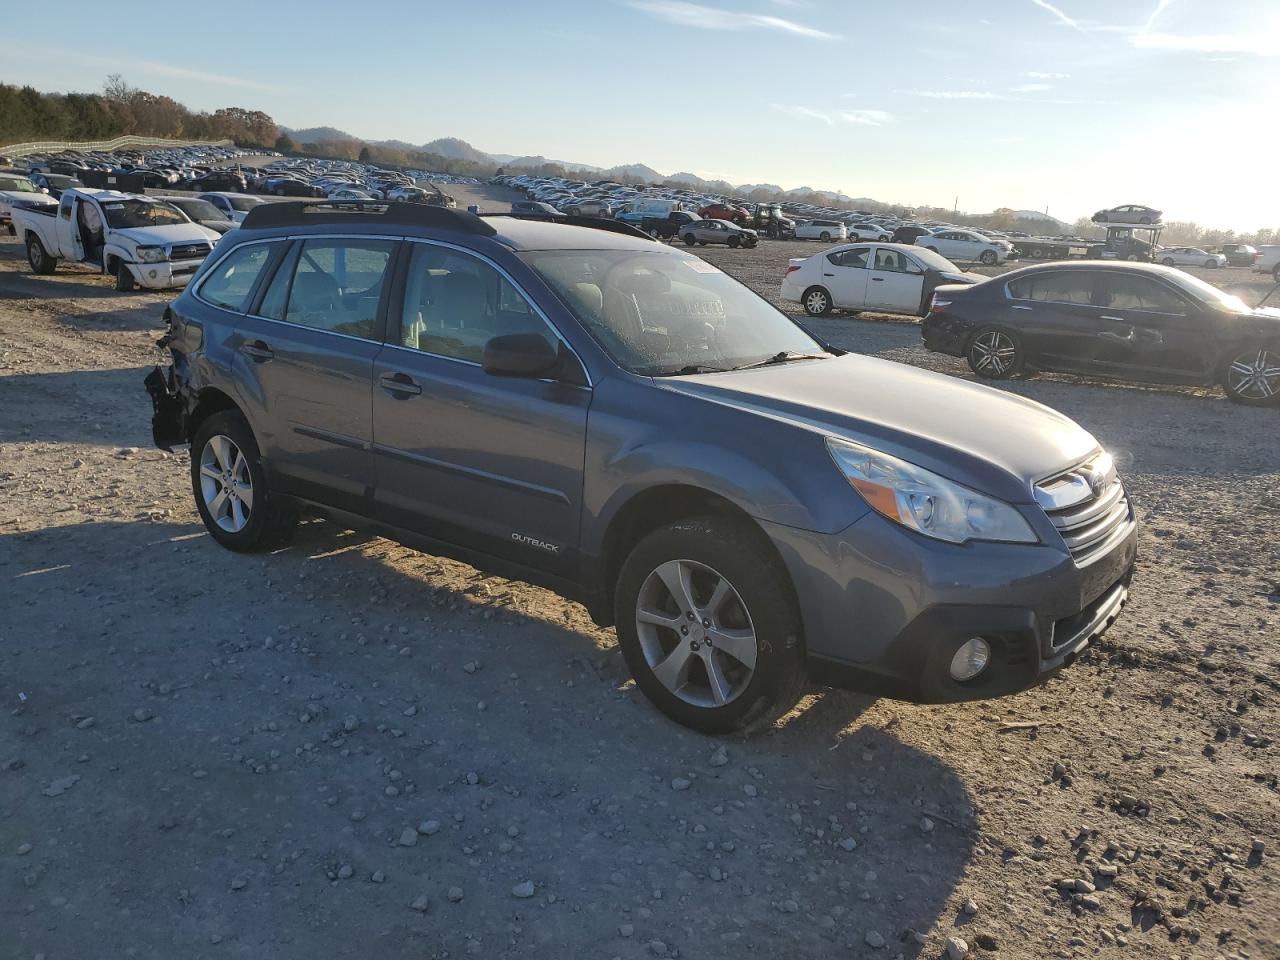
591, 484, 790, 628
188, 386, 246, 443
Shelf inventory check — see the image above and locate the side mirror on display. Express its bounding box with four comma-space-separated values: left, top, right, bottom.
482, 333, 559, 379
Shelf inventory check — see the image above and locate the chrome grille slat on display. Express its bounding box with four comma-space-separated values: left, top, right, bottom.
1037, 451, 1133, 566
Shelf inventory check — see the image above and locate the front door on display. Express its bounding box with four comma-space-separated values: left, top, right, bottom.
371, 240, 590, 574
1004, 270, 1108, 371
821, 247, 870, 308
1092, 272, 1210, 380
234, 235, 397, 510
865, 246, 925, 312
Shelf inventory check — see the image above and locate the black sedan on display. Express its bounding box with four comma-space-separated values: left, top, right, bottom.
922, 262, 1280, 406
181, 170, 248, 192
29, 172, 83, 199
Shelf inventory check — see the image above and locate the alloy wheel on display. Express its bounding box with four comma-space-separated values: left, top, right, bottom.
970, 330, 1018, 376
634, 559, 757, 708
198, 434, 254, 533
1227, 348, 1280, 401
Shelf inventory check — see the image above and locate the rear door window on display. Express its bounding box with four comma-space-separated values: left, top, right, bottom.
198, 241, 280, 313
258, 238, 395, 339
1007, 272, 1095, 305
828, 249, 869, 269
1099, 274, 1187, 313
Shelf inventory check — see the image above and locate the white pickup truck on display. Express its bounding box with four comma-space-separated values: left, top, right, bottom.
12, 188, 221, 291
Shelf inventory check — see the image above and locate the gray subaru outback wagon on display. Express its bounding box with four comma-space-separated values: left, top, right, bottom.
145, 201, 1137, 733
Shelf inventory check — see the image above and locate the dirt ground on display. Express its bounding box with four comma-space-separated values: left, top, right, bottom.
1, 189, 1278, 960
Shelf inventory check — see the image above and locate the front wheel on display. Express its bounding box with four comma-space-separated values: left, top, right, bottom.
1161, 257, 1175, 266
683, 234, 696, 246
820, 231, 830, 241
926, 245, 940, 253
1222, 345, 1280, 406
27, 235, 57, 275
614, 517, 806, 734
967, 327, 1024, 379
979, 250, 998, 265
802, 286, 832, 317
190, 411, 297, 550
1205, 259, 1219, 268
727, 235, 740, 248
114, 260, 136, 292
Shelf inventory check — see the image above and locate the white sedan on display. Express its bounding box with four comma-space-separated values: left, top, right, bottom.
781, 242, 981, 317
1158, 246, 1226, 268
847, 222, 892, 241
916, 228, 1010, 265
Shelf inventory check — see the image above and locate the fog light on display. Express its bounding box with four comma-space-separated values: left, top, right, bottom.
950, 637, 990, 682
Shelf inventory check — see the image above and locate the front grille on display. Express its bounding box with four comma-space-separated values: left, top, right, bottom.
1035, 451, 1134, 566
169, 242, 212, 261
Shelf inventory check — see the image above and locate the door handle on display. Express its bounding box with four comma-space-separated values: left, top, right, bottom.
871, 277, 884, 282
379, 372, 422, 397
1099, 315, 1126, 322
823, 272, 834, 277
240, 340, 273, 361
1011, 305, 1032, 311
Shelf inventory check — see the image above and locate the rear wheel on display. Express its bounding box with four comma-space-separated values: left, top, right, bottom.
967, 327, 1024, 379
614, 517, 806, 734
191, 411, 297, 551
820, 231, 831, 241
1162, 257, 1175, 266
802, 286, 832, 317
114, 259, 136, 293
926, 245, 940, 253
979, 250, 998, 265
683, 233, 696, 246
1222, 345, 1280, 406
26, 235, 57, 275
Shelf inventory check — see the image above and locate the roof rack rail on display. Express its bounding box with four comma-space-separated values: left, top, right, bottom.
239, 199, 496, 236
481, 212, 656, 242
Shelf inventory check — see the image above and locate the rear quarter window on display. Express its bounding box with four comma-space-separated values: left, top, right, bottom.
197, 242, 279, 313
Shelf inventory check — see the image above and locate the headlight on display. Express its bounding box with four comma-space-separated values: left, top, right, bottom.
136, 245, 167, 263
825, 437, 1038, 545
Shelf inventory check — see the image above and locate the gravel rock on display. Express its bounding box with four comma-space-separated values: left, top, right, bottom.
418, 819, 441, 836
371, 870, 386, 884
962, 897, 978, 915
837, 837, 857, 852
671, 777, 691, 791
921, 816, 935, 833
337, 864, 354, 879
708, 747, 729, 767
447, 885, 464, 902
647, 940, 668, 957
512, 880, 535, 898
864, 929, 886, 948
945, 935, 969, 959
619, 923, 634, 938
398, 827, 419, 847
410, 894, 430, 912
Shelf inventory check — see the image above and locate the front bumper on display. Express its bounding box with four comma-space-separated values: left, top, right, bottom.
125, 257, 206, 289
762, 507, 1138, 703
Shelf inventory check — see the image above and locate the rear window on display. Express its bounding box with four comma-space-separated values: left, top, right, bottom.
1007, 272, 1093, 305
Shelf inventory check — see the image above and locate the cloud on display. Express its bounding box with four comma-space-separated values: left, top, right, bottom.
1012, 82, 1051, 92
1027, 71, 1070, 78
1133, 31, 1280, 57
900, 90, 1003, 99
1029, 0, 1082, 30
623, 1, 838, 39
840, 109, 892, 126
772, 104, 893, 126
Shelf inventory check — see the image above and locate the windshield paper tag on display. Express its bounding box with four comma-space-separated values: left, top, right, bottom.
682, 259, 722, 274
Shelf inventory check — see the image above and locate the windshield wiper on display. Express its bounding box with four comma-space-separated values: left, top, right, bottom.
731, 351, 831, 371
650, 364, 730, 377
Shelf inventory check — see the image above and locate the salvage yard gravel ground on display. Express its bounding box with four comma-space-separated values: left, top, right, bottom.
1, 186, 1278, 959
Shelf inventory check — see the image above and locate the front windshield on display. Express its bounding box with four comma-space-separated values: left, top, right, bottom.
227, 195, 263, 212
101, 199, 189, 229
1163, 270, 1251, 313
173, 199, 226, 220
0, 176, 39, 192
522, 249, 826, 375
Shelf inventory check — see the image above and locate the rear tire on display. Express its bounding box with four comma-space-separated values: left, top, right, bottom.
614, 516, 806, 734
114, 260, 136, 293
802, 286, 832, 317
926, 245, 940, 253
683, 233, 696, 246
979, 250, 998, 265
1162, 257, 1175, 266
966, 327, 1025, 379
190, 411, 297, 551
26, 235, 57, 275
820, 231, 830, 241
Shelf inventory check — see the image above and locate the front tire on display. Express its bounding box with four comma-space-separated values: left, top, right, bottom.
979, 250, 998, 265
1222, 345, 1280, 406
683, 234, 696, 246
614, 516, 806, 734
114, 260, 136, 292
190, 411, 297, 551
1205, 259, 1218, 268
27, 235, 57, 275
967, 327, 1025, 379
802, 286, 832, 317
820, 231, 830, 241
1162, 257, 1175, 266
727, 235, 740, 248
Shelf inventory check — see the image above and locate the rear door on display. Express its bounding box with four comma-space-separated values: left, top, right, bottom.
1004, 270, 1107, 371
229, 235, 396, 511
821, 247, 871, 308
865, 246, 925, 313
370, 240, 590, 573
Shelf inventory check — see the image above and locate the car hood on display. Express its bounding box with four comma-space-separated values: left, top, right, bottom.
112, 223, 222, 247
0, 190, 51, 205
659, 354, 1098, 503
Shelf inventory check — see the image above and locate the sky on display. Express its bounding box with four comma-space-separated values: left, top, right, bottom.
4, 0, 1280, 230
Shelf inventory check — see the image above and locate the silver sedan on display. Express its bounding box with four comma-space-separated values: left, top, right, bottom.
679, 219, 758, 248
